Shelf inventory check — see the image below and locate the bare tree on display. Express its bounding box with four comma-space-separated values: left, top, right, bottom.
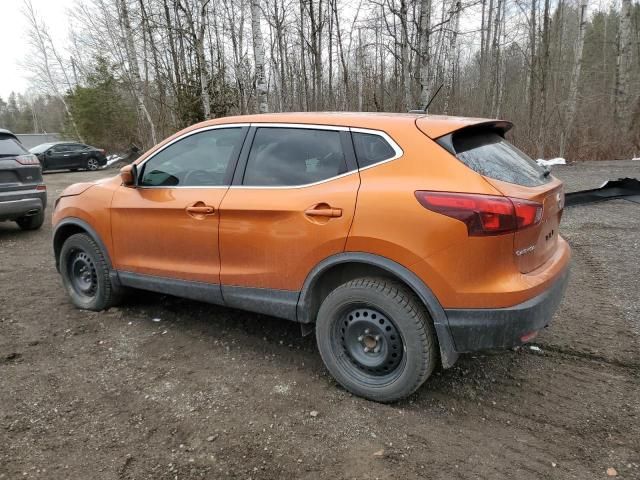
251, 0, 269, 112
23, 0, 83, 141
118, 0, 157, 145
561, 0, 587, 158
17, 0, 640, 160
615, 0, 634, 126
418, 0, 432, 108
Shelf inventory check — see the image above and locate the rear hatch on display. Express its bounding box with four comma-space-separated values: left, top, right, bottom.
433, 125, 564, 273
0, 132, 43, 193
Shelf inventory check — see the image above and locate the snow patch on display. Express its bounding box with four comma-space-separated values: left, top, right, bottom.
632, 157, 640, 161
536, 157, 566, 167
102, 154, 123, 168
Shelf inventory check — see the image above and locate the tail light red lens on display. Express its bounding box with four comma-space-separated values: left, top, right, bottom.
15, 154, 40, 166
36, 184, 46, 191
415, 191, 543, 236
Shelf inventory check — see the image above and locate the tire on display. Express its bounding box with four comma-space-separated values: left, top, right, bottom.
86, 157, 100, 171
16, 210, 45, 231
316, 277, 437, 402
59, 233, 120, 310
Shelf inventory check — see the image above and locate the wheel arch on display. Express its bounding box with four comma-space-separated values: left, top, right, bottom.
53, 218, 113, 272
297, 252, 459, 368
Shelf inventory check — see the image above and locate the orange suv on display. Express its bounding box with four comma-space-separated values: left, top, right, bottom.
52, 113, 570, 402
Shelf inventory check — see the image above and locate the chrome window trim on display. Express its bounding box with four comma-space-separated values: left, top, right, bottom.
135, 123, 249, 189
249, 122, 350, 132
134, 122, 404, 190
229, 170, 358, 189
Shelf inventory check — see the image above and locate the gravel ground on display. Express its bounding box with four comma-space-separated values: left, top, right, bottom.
1, 162, 639, 479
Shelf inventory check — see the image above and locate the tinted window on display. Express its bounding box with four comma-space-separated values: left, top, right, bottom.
243, 128, 346, 186
352, 132, 396, 167
451, 130, 550, 187
140, 128, 245, 187
51, 144, 73, 153
0, 135, 28, 158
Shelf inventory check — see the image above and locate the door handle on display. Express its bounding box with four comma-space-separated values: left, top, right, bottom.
304, 206, 342, 218
186, 204, 215, 216
186, 206, 215, 214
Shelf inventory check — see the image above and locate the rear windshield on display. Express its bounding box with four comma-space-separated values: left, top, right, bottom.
0, 134, 28, 158
449, 130, 550, 187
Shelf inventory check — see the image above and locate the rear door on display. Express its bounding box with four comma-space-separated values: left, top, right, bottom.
66, 143, 89, 168
218, 125, 360, 292
442, 128, 563, 273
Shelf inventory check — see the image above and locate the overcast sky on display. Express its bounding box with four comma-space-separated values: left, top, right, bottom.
0, 0, 74, 100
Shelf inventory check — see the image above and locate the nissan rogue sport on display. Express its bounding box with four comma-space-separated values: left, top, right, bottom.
52, 113, 570, 402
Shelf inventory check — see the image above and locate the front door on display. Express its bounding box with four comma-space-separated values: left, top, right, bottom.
219, 125, 360, 292
110, 126, 248, 285
46, 144, 73, 169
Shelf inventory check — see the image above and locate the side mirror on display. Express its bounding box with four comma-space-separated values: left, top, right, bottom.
120, 164, 137, 186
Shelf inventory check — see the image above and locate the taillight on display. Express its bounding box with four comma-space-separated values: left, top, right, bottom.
415, 191, 543, 236
15, 154, 40, 165
36, 184, 46, 191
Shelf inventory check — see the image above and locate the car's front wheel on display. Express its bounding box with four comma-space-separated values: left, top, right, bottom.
59, 233, 120, 310
315, 277, 437, 402
86, 157, 100, 171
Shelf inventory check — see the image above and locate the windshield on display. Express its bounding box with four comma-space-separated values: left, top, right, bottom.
30, 143, 55, 154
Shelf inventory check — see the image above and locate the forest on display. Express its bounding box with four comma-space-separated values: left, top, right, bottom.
0, 0, 638, 160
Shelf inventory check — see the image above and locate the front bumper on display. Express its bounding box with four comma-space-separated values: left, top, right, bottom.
0, 189, 47, 221
445, 267, 570, 352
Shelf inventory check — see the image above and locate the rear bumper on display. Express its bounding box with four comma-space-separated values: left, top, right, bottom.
445, 266, 570, 352
0, 189, 47, 221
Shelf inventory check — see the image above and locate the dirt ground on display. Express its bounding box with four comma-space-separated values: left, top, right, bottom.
1, 161, 639, 479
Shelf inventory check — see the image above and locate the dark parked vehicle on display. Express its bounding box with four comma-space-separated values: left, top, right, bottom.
0, 129, 47, 230
30, 142, 107, 172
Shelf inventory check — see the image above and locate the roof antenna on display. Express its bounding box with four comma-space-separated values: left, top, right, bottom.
409, 83, 444, 114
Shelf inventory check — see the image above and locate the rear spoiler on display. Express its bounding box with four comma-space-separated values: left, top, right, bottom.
429, 121, 514, 156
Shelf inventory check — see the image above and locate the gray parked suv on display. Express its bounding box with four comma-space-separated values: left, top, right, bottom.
0, 129, 47, 230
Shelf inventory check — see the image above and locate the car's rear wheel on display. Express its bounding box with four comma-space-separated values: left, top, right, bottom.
86, 158, 100, 171
59, 233, 120, 310
16, 210, 44, 230
316, 277, 437, 402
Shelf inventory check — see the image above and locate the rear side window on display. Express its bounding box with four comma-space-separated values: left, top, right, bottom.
352, 132, 396, 168
0, 135, 28, 158
449, 130, 550, 187
243, 127, 347, 186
